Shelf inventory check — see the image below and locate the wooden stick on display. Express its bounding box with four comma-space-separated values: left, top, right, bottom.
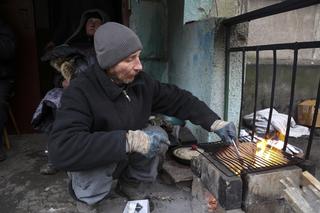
301, 171, 320, 191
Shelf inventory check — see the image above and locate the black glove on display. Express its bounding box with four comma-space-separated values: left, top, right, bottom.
210, 120, 237, 145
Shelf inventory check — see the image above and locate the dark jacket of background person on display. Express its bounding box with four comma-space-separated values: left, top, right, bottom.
49, 64, 220, 171
31, 46, 89, 133
48, 0, 119, 46
33, 9, 109, 132
0, 19, 15, 80
64, 9, 109, 51
53, 9, 108, 88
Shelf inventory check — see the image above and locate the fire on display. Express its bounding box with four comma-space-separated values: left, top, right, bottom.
256, 138, 271, 160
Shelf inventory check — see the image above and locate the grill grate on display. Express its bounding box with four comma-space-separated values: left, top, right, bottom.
204, 142, 302, 176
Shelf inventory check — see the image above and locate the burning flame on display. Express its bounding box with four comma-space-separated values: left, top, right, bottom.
255, 131, 286, 161
256, 138, 271, 160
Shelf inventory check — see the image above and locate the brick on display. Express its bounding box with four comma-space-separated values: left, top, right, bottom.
191, 176, 244, 213
191, 154, 242, 210
162, 160, 193, 183
243, 166, 302, 212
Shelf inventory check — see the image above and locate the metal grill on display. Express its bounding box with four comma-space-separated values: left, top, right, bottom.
204, 142, 302, 176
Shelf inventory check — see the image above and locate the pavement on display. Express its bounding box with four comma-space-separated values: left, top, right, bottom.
0, 134, 195, 213
0, 133, 319, 213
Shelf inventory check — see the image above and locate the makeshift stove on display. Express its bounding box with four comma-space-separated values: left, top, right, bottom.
191, 139, 304, 213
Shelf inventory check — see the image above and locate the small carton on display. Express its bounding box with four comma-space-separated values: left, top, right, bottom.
123, 199, 150, 213
297, 99, 320, 127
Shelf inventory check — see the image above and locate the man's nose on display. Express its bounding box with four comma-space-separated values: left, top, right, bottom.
134, 58, 143, 71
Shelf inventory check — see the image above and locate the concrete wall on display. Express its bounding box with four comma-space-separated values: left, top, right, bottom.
168, 0, 218, 142
241, 0, 320, 120
243, 64, 319, 119
130, 0, 245, 142
130, 0, 168, 82
167, 0, 244, 142
247, 0, 320, 63
183, 0, 247, 23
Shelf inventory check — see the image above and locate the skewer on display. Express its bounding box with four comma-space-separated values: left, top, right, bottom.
231, 139, 244, 164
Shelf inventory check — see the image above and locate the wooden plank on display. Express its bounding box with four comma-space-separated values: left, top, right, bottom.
283, 187, 315, 213
307, 185, 320, 199
302, 186, 320, 212
301, 171, 320, 191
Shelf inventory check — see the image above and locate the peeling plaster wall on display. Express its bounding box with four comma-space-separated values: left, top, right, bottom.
130, 0, 168, 82
183, 0, 215, 23
167, 0, 244, 142
168, 0, 216, 142
130, 0, 245, 142
183, 0, 246, 23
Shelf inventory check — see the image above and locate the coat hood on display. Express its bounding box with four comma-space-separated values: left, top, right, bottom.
64, 9, 109, 46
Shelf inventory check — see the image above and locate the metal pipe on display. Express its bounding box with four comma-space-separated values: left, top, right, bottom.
305, 79, 320, 160
266, 50, 277, 137
252, 50, 259, 141
229, 41, 320, 52
283, 48, 298, 151
239, 50, 246, 136
224, 26, 231, 120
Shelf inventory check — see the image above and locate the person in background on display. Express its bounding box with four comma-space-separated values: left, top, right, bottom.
48, 22, 237, 209
54, 9, 109, 89
0, 19, 15, 162
45, 0, 118, 50
32, 9, 108, 174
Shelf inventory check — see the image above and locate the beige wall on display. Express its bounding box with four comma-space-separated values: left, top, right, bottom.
247, 0, 320, 64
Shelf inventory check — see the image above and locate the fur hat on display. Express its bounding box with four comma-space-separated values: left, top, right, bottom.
94, 22, 142, 69
41, 45, 88, 81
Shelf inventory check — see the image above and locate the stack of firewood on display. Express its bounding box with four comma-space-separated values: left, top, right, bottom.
281, 171, 320, 213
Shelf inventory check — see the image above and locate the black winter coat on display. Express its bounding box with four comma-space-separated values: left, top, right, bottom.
49, 64, 220, 171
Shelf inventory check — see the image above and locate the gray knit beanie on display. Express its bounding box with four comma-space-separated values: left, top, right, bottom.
94, 22, 142, 69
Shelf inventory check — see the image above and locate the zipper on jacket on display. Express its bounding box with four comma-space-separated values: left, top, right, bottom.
122, 90, 131, 102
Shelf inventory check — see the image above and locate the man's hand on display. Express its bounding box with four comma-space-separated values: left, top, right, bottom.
210, 120, 237, 145
126, 126, 169, 158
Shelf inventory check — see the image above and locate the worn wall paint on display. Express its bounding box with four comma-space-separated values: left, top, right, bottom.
169, 0, 232, 142
184, 0, 245, 24
130, 0, 168, 82
130, 0, 244, 142
183, 0, 215, 23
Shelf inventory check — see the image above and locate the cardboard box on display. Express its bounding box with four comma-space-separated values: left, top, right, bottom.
297, 99, 320, 127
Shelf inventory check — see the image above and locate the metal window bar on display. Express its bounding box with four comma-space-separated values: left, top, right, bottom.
252, 50, 259, 141
283, 48, 299, 151
266, 50, 277, 137
306, 79, 320, 159
223, 0, 320, 155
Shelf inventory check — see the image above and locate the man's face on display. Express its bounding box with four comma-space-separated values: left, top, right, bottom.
107, 50, 143, 84
86, 18, 102, 36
